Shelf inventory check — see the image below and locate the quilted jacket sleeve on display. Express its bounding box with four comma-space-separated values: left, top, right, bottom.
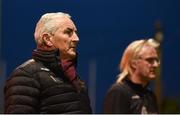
4, 68, 41, 113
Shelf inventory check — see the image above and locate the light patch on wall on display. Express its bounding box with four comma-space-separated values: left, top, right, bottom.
88, 59, 97, 113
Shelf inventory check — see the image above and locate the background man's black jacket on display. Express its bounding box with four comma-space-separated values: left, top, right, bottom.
103, 78, 158, 114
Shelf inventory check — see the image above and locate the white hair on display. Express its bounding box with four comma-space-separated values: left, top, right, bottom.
34, 12, 71, 45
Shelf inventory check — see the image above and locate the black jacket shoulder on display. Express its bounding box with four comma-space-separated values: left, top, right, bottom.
4, 59, 92, 113
4, 59, 42, 113
103, 83, 131, 113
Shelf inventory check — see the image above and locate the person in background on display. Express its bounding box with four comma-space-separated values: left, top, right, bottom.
4, 12, 92, 114
103, 38, 160, 114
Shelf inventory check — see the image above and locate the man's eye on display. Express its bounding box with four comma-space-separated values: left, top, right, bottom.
146, 58, 159, 64
64, 30, 72, 34
64, 30, 72, 36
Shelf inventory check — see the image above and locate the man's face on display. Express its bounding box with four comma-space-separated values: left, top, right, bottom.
50, 17, 79, 60
135, 45, 160, 82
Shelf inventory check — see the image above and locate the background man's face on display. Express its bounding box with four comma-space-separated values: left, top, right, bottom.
136, 45, 160, 82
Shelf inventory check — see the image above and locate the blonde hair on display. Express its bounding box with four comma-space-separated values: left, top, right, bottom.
116, 38, 159, 83
34, 12, 71, 46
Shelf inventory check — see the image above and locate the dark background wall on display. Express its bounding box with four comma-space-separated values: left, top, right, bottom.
1, 0, 180, 113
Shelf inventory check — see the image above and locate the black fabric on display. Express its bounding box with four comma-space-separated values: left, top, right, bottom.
4, 49, 92, 114
103, 78, 158, 114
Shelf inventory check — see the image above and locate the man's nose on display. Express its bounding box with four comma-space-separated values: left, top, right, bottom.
153, 60, 160, 67
72, 33, 79, 42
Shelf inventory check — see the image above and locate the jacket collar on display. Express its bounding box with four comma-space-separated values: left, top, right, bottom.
32, 49, 60, 63
124, 78, 150, 95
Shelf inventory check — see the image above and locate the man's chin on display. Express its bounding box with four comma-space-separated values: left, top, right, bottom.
68, 52, 77, 59
149, 75, 156, 80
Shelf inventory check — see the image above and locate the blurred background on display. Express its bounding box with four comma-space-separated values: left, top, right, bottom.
0, 0, 180, 113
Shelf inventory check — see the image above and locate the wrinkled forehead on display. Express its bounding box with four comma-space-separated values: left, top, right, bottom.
138, 45, 158, 57
54, 17, 77, 30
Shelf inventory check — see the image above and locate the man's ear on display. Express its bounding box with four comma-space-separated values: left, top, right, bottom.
130, 59, 137, 69
42, 33, 53, 46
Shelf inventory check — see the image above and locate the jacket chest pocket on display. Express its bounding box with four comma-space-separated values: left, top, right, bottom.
48, 73, 64, 84
38, 71, 64, 89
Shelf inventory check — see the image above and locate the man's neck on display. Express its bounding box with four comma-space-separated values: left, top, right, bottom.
130, 74, 148, 87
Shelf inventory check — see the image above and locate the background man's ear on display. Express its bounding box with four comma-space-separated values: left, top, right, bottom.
130, 60, 137, 69
42, 33, 53, 46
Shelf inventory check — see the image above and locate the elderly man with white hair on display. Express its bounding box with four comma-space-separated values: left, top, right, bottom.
4, 12, 92, 114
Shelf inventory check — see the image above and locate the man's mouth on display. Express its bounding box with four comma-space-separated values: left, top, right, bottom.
70, 47, 76, 49
150, 70, 156, 74
69, 47, 76, 51
68, 46, 76, 50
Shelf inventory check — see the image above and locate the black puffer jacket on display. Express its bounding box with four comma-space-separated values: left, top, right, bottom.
103, 78, 158, 114
4, 49, 92, 114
